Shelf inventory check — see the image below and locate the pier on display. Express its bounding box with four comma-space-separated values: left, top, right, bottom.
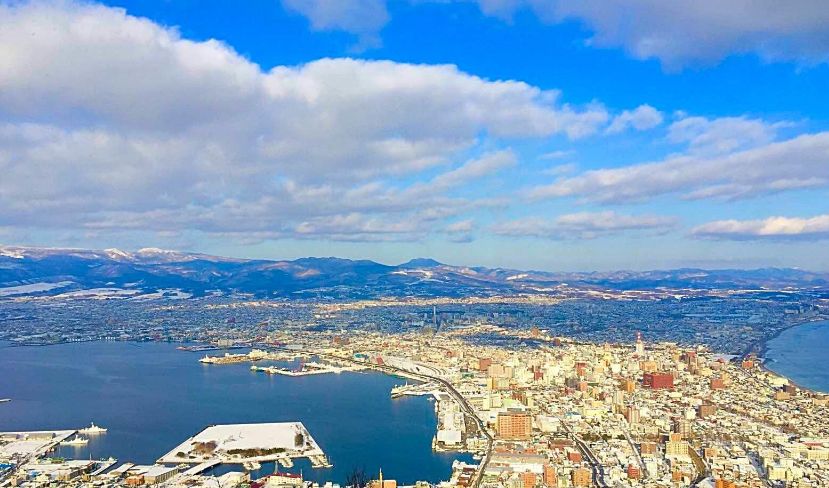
250, 362, 364, 377
182, 460, 221, 476
390, 382, 441, 398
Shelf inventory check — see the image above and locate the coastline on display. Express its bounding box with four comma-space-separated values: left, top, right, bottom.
739, 317, 827, 360
755, 319, 829, 395
0, 340, 467, 484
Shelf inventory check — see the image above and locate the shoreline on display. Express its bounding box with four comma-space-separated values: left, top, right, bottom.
739, 317, 827, 360
754, 319, 829, 395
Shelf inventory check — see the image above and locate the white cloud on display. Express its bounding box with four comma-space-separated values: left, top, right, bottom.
445, 219, 476, 233
530, 131, 829, 203
0, 1, 609, 242
537, 149, 573, 160
426, 150, 516, 190
492, 211, 677, 239
443, 219, 476, 243
466, 0, 829, 68
542, 162, 577, 177
667, 115, 785, 155
281, 0, 389, 50
606, 104, 663, 134
284, 1, 829, 68
692, 214, 829, 241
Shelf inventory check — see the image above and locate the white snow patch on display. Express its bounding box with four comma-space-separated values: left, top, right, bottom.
0, 281, 74, 296
0, 248, 24, 259
506, 273, 529, 281
55, 288, 141, 299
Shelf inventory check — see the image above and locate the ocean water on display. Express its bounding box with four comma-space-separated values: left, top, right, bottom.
0, 341, 470, 484
764, 320, 829, 393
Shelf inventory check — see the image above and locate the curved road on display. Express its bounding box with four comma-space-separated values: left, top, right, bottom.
306, 349, 495, 488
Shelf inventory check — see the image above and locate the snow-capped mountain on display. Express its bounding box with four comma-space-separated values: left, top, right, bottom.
1, 244, 827, 299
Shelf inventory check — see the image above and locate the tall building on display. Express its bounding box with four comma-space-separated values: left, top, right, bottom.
571, 468, 591, 487
520, 471, 537, 488
625, 406, 641, 425
666, 433, 690, 457
542, 464, 557, 487
635, 332, 645, 356
673, 418, 693, 439
497, 410, 532, 439
643, 372, 674, 389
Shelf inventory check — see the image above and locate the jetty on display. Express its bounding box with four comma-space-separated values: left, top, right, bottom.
250, 362, 364, 377
391, 382, 441, 398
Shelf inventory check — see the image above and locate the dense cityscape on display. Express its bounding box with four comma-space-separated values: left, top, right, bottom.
2, 281, 829, 487
3, 0, 829, 486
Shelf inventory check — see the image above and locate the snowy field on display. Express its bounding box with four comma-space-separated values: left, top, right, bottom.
158, 422, 325, 464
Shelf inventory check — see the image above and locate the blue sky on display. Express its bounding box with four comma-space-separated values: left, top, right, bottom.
1, 0, 828, 270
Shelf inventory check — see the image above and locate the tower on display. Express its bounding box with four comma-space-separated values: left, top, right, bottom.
635, 332, 644, 356
379, 468, 383, 488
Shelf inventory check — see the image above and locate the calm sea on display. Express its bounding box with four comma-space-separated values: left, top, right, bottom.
764, 319, 829, 393
0, 341, 470, 484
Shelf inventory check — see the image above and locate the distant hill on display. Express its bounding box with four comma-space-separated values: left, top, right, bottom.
1, 245, 827, 299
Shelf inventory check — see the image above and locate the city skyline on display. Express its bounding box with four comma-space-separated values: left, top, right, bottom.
1, 0, 829, 271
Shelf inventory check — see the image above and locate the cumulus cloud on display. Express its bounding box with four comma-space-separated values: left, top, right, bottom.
426, 150, 516, 190
667, 115, 786, 155
692, 215, 829, 241
283, 1, 829, 68
492, 211, 677, 239
530, 131, 829, 203
463, 0, 829, 68
0, 1, 609, 242
606, 104, 663, 134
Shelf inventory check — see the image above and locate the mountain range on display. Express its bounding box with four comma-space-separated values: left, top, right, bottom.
1, 245, 828, 299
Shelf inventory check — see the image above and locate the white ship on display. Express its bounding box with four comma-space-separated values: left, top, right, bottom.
79, 422, 107, 434
243, 461, 261, 471
60, 436, 89, 446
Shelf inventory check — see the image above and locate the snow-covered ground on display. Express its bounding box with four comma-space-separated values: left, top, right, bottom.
54, 288, 142, 299
158, 422, 324, 464
0, 281, 74, 297
130, 289, 193, 300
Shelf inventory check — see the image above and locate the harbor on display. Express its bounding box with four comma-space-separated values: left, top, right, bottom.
0, 341, 470, 485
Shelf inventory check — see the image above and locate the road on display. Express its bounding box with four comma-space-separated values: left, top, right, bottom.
295, 348, 495, 488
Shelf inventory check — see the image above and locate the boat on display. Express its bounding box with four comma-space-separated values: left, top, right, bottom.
0, 398, 10, 404
243, 461, 261, 471
79, 422, 107, 434
60, 436, 89, 446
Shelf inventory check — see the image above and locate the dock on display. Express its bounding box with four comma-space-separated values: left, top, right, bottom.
309, 454, 332, 468
391, 382, 441, 398
182, 460, 221, 476
90, 458, 118, 476
250, 362, 364, 377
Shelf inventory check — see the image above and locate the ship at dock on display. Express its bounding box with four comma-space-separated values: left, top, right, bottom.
79, 422, 107, 435
60, 436, 89, 446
